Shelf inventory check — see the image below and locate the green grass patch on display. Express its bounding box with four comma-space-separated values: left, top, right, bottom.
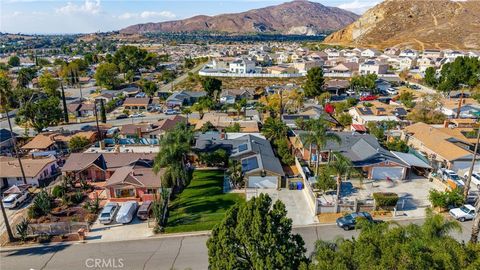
165, 170, 244, 233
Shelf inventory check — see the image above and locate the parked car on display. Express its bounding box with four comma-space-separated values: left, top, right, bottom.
360, 95, 378, 101
99, 202, 119, 224
386, 88, 398, 95
463, 172, 480, 189
136, 201, 153, 220
441, 169, 465, 185
116, 201, 138, 224
116, 114, 128, 120
449, 204, 476, 222
129, 113, 145, 118
346, 89, 356, 96
165, 109, 179, 115
2, 192, 29, 209
336, 212, 375, 230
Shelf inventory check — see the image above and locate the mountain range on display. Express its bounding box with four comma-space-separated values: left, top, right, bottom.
324, 0, 480, 50
120, 0, 359, 35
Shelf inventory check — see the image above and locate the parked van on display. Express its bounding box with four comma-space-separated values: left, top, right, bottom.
137, 201, 153, 220
115, 201, 138, 224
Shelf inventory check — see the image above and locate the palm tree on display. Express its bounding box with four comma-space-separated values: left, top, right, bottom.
301, 118, 341, 175
0, 73, 22, 242
153, 123, 193, 189
471, 199, 480, 243
228, 159, 245, 189
261, 117, 288, 142
328, 153, 353, 210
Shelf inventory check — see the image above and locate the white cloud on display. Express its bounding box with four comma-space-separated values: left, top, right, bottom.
56, 0, 101, 15
117, 11, 176, 20
338, 0, 379, 14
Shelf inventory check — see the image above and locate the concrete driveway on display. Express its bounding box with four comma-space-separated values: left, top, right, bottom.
87, 216, 154, 243
247, 189, 318, 226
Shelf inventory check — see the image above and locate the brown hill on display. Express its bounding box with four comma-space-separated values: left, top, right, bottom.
120, 0, 359, 35
324, 0, 480, 50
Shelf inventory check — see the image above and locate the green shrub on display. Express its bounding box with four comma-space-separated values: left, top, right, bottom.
71, 191, 84, 205
16, 218, 29, 241
51, 185, 65, 198
428, 189, 464, 209
31, 190, 52, 218
373, 192, 399, 209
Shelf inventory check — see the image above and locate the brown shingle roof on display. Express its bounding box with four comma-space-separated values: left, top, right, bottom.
0, 156, 57, 178
403, 122, 472, 161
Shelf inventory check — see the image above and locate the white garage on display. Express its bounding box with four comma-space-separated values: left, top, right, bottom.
371, 167, 405, 180
247, 176, 278, 189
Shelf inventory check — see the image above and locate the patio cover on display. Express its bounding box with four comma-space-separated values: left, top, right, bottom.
391, 151, 432, 169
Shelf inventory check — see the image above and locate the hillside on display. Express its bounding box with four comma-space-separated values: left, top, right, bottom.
120, 0, 359, 35
324, 0, 480, 50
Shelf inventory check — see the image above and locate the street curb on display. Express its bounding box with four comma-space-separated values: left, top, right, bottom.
1, 217, 428, 252
0, 230, 213, 252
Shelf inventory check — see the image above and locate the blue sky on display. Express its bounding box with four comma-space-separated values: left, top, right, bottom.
0, 0, 379, 34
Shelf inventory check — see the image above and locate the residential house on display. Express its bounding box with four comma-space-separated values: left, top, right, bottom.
324, 79, 350, 95
61, 152, 156, 182
292, 60, 323, 74
67, 102, 96, 118
417, 57, 436, 72
361, 49, 381, 58
359, 61, 389, 75
166, 90, 207, 107
118, 115, 185, 140
441, 98, 480, 119
94, 93, 115, 103
267, 65, 296, 75
194, 132, 285, 188
123, 97, 151, 111
399, 57, 417, 71
349, 101, 407, 125
21, 131, 96, 155
105, 160, 161, 202
402, 122, 480, 171
219, 88, 255, 104
423, 49, 443, 59
0, 156, 58, 188
290, 131, 411, 180
229, 58, 256, 74
399, 49, 419, 58
195, 112, 260, 133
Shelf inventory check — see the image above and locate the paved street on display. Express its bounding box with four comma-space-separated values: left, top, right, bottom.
159, 64, 203, 92
0, 219, 474, 270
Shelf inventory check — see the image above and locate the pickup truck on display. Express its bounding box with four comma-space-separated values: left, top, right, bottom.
464, 172, 480, 189
2, 191, 29, 209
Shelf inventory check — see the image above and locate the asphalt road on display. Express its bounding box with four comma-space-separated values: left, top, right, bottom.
0, 219, 474, 270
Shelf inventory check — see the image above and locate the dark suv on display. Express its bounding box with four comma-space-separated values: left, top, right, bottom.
336, 212, 374, 230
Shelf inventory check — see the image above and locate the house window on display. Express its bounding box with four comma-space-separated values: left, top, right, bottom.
115, 188, 135, 198
145, 188, 157, 194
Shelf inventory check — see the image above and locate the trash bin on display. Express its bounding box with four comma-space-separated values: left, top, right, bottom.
297, 182, 303, 190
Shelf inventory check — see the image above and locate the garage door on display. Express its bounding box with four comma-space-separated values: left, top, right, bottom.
371, 167, 404, 180
248, 176, 278, 189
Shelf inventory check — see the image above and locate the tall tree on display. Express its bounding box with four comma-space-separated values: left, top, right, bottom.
227, 159, 245, 189
329, 153, 353, 209
207, 194, 307, 269
38, 72, 60, 97
424, 67, 438, 87
0, 73, 25, 242
95, 62, 119, 89
301, 118, 341, 175
306, 210, 475, 270
8, 55, 20, 67
261, 117, 288, 142
99, 99, 107, 123
202, 77, 222, 100
16, 96, 63, 132
303, 67, 325, 98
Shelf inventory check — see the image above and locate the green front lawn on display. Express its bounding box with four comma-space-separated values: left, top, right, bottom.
165, 170, 244, 233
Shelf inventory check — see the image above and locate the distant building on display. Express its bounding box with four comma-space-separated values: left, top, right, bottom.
359, 60, 389, 75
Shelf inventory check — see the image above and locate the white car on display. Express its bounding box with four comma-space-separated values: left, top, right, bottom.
129, 113, 145, 118
115, 201, 138, 224
449, 204, 476, 222
386, 88, 398, 95
98, 202, 119, 224
442, 169, 464, 185
2, 192, 29, 209
464, 172, 480, 189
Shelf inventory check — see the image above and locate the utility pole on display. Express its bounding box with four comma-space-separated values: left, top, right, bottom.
93, 100, 102, 142
5, 108, 27, 185
0, 197, 14, 242
60, 81, 69, 123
